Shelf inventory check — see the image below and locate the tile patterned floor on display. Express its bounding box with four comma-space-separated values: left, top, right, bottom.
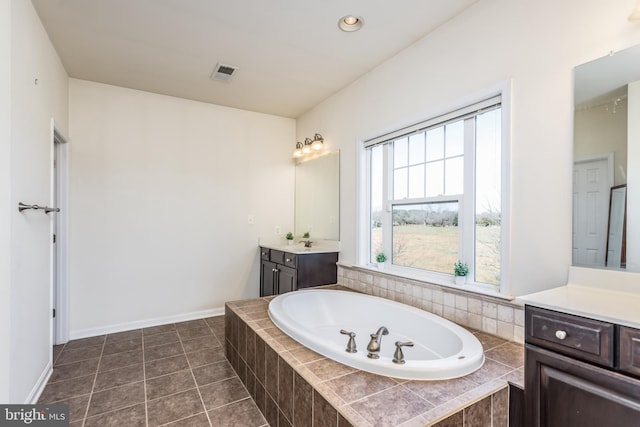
40, 317, 267, 427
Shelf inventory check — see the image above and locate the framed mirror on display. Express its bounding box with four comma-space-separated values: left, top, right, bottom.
606, 185, 627, 269
573, 44, 640, 272
294, 151, 340, 240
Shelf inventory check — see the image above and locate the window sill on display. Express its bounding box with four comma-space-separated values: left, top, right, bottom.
338, 261, 514, 302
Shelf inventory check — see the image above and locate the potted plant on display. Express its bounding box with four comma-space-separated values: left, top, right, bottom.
285, 232, 294, 245
376, 252, 387, 269
303, 231, 310, 239
454, 260, 469, 285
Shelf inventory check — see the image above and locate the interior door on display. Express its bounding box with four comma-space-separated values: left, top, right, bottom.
52, 137, 59, 343
52, 127, 68, 345
573, 157, 611, 267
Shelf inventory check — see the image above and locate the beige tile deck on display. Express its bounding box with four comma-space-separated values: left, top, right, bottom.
226, 285, 524, 427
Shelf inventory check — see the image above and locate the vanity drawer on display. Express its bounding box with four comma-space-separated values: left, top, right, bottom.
260, 247, 270, 260
618, 326, 640, 377
525, 306, 614, 367
283, 253, 296, 268
270, 250, 285, 264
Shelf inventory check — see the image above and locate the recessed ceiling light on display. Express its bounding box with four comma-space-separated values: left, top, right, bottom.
338, 15, 364, 32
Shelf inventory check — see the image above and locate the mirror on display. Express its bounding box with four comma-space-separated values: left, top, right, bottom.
573, 44, 640, 272
295, 151, 340, 240
606, 185, 627, 269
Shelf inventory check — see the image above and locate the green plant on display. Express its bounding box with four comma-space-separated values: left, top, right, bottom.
454, 260, 469, 277
285, 232, 294, 240
376, 252, 387, 263
303, 231, 310, 238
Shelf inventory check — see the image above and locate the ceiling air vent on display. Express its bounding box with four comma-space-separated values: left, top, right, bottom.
210, 63, 238, 82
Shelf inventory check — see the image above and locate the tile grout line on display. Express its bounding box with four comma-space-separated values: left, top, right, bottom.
217, 316, 268, 425
52, 342, 65, 366
80, 334, 107, 427
178, 326, 214, 427
43, 319, 227, 425
142, 328, 149, 427
156, 411, 208, 426
146, 386, 200, 405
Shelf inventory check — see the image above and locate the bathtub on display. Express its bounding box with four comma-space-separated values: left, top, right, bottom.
268, 289, 484, 380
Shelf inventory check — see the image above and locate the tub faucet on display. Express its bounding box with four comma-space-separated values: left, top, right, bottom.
392, 341, 414, 364
299, 240, 313, 248
366, 326, 389, 359
340, 329, 357, 353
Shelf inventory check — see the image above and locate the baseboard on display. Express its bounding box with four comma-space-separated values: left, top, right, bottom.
26, 361, 52, 404
69, 307, 225, 341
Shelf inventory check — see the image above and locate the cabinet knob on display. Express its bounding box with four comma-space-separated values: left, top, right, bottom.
286, 258, 292, 262
555, 330, 567, 340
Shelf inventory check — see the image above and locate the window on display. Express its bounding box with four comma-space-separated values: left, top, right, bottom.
365, 95, 506, 291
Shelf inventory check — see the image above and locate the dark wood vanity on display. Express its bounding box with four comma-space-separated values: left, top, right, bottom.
524, 305, 640, 427
259, 246, 338, 297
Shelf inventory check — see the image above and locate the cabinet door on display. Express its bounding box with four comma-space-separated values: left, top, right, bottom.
276, 265, 296, 294
260, 260, 276, 297
525, 344, 640, 427
618, 326, 640, 377
296, 252, 338, 289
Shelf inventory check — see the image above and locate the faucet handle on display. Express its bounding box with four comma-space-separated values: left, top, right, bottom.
392, 341, 414, 365
340, 329, 357, 353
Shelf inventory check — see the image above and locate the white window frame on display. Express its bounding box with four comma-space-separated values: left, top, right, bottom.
357, 83, 512, 297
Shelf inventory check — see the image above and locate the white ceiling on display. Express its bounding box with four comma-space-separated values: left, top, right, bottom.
32, 0, 476, 118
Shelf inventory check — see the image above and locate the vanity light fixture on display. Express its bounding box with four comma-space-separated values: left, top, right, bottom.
292, 133, 326, 158
630, 0, 640, 21
302, 138, 313, 154
338, 15, 364, 32
311, 133, 324, 151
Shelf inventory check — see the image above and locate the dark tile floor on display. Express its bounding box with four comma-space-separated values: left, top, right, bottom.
40, 316, 267, 427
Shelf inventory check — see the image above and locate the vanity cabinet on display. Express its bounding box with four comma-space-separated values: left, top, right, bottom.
525, 305, 640, 427
259, 247, 338, 297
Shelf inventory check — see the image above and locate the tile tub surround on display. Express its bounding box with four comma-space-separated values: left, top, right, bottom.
225, 290, 524, 427
39, 317, 267, 427
337, 264, 525, 344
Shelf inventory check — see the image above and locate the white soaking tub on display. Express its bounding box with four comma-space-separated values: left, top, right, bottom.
268, 289, 484, 380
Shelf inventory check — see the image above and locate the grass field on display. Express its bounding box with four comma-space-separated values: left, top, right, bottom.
372, 224, 500, 285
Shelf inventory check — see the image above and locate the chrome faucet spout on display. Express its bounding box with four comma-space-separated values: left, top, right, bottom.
298, 240, 313, 248
375, 326, 389, 340
366, 326, 389, 359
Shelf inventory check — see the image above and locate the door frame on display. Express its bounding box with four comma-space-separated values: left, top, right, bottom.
50, 119, 69, 345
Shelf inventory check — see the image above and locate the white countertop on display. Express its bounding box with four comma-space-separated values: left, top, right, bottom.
518, 266, 640, 329
259, 241, 340, 255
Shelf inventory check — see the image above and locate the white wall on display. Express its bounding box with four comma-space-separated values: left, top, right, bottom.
297, 0, 640, 297
68, 79, 295, 335
8, 0, 68, 402
0, 0, 12, 404
628, 80, 640, 271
